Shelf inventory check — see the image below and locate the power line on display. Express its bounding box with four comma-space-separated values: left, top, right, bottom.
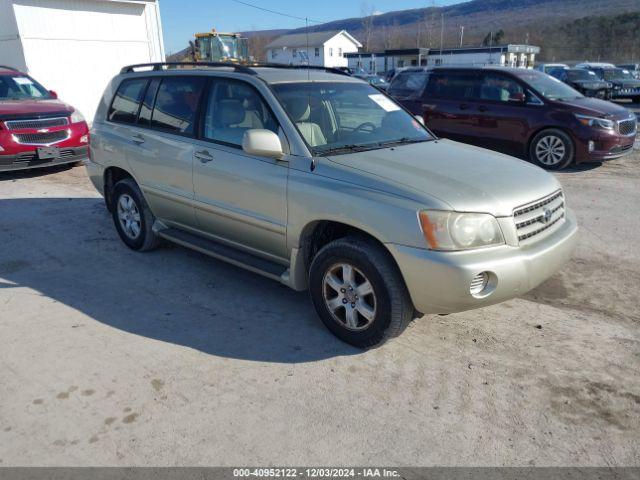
230, 0, 324, 24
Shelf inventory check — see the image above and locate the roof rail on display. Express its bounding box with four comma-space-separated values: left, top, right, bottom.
0, 65, 20, 72
120, 62, 257, 75
253, 63, 351, 76
119, 62, 352, 77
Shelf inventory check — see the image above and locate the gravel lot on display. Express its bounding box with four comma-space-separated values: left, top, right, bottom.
0, 148, 639, 466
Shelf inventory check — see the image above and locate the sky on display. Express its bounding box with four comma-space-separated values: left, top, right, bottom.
159, 0, 463, 54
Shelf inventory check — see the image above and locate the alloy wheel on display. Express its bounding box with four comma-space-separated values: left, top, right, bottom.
535, 135, 566, 166
117, 194, 141, 240
322, 263, 377, 331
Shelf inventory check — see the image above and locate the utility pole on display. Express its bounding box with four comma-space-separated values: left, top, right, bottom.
459, 25, 464, 47
439, 13, 444, 55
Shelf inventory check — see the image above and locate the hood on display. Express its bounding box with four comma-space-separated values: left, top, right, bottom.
554, 96, 631, 118
0, 99, 73, 120
325, 139, 560, 217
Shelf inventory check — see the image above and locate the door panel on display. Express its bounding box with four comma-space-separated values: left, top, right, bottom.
128, 126, 196, 228
474, 73, 532, 156
192, 78, 288, 261
192, 142, 288, 260
422, 72, 484, 146
126, 76, 206, 228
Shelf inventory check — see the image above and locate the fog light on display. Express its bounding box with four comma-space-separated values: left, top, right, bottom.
470, 272, 489, 296
80, 135, 89, 144
588, 141, 595, 153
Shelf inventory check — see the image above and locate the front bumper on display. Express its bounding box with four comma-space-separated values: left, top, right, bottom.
572, 125, 636, 163
0, 146, 88, 172
387, 209, 578, 314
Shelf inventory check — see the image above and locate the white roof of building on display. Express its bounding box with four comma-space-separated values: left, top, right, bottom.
266, 30, 362, 49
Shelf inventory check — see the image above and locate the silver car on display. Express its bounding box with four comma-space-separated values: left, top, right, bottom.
86, 63, 578, 348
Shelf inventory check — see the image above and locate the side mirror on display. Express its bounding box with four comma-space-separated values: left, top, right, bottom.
415, 115, 425, 126
49, 90, 58, 99
242, 129, 284, 159
509, 92, 526, 103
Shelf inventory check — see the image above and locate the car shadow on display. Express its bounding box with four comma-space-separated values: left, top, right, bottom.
0, 197, 358, 363
0, 163, 75, 181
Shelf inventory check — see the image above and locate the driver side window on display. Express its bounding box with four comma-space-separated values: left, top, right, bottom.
479, 74, 524, 102
203, 79, 278, 148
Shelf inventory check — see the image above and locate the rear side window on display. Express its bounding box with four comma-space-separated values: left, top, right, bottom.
424, 73, 480, 100
108, 79, 147, 123
388, 71, 429, 97
138, 79, 161, 126
150, 77, 206, 135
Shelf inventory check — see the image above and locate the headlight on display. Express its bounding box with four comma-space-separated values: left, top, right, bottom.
70, 110, 85, 124
574, 113, 614, 130
418, 210, 504, 251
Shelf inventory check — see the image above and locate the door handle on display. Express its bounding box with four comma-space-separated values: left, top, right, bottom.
131, 134, 145, 145
194, 150, 214, 163
478, 106, 489, 112
459, 103, 469, 110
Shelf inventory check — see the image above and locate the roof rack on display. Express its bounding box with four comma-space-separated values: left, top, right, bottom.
253, 63, 352, 76
120, 61, 351, 77
0, 65, 20, 72
120, 62, 257, 75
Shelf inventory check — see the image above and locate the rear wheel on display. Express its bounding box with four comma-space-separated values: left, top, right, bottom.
529, 129, 574, 170
111, 178, 160, 251
308, 237, 413, 348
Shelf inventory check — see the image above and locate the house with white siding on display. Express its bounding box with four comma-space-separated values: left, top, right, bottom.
265, 30, 362, 68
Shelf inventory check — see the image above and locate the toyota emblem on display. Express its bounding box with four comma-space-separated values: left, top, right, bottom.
541, 208, 552, 223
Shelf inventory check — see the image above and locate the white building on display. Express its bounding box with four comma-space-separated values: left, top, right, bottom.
427, 45, 539, 69
0, 0, 165, 122
347, 45, 540, 74
265, 30, 362, 68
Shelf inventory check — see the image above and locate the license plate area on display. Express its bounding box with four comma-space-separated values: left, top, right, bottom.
37, 146, 60, 160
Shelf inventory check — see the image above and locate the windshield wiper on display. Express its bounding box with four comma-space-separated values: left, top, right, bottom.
316, 143, 382, 155
376, 137, 429, 148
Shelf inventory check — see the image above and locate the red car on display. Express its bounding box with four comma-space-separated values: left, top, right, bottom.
0, 65, 89, 172
389, 67, 637, 170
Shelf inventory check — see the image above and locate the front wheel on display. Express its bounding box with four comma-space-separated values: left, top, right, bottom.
308, 237, 413, 348
529, 129, 574, 170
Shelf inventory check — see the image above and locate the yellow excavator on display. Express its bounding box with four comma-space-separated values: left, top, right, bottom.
190, 28, 250, 63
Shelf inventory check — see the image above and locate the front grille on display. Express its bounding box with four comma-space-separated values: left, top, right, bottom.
10, 148, 83, 165
617, 118, 637, 136
513, 190, 565, 245
13, 130, 69, 145
4, 117, 69, 130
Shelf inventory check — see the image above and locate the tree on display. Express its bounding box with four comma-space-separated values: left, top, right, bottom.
361, 2, 376, 52
482, 29, 504, 46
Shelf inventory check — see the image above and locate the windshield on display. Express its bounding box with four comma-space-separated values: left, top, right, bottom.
603, 69, 634, 80
517, 71, 582, 101
567, 70, 597, 81
388, 71, 429, 98
272, 82, 433, 155
0, 75, 51, 100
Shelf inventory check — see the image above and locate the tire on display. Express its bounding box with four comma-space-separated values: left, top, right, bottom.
308, 237, 413, 348
529, 129, 574, 170
111, 178, 160, 251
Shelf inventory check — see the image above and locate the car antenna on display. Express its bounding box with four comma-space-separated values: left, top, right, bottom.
305, 17, 316, 172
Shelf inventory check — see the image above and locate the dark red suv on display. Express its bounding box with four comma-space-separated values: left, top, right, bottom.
388, 67, 637, 170
0, 66, 89, 173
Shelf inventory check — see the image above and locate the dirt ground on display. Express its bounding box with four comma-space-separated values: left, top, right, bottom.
0, 149, 639, 466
